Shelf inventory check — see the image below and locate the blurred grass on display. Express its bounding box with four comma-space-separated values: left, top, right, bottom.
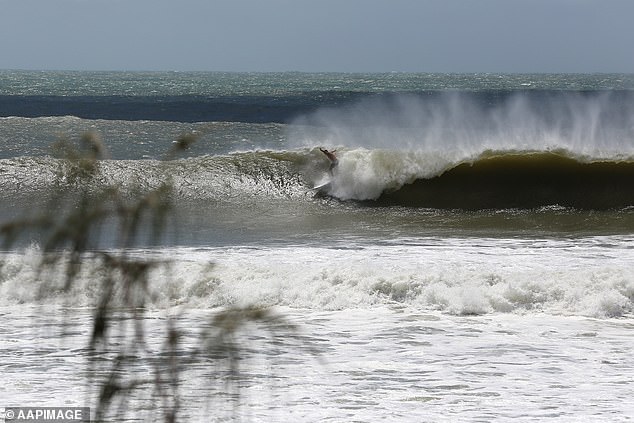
0, 133, 308, 422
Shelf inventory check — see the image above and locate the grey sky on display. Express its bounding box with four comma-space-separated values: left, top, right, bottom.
1, 0, 633, 72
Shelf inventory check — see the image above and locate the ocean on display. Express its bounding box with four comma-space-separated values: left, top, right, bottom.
0, 71, 633, 422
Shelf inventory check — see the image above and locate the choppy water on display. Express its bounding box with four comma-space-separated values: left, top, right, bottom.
2, 305, 633, 422
1, 71, 633, 421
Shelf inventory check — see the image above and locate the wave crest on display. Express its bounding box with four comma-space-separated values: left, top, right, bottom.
324, 149, 634, 209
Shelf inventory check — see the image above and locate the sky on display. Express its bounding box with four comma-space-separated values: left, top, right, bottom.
1, 0, 633, 73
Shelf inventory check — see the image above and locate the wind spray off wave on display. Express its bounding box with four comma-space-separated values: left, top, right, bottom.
292, 90, 634, 204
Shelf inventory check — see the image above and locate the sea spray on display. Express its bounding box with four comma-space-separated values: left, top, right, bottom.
291, 91, 634, 202
289, 90, 634, 156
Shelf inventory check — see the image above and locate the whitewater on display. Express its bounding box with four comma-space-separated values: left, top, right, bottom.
1, 71, 633, 422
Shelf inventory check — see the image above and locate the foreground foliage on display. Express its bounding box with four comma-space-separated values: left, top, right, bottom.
0, 134, 302, 421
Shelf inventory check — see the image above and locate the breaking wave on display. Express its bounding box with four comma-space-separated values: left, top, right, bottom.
326, 149, 634, 209
291, 89, 634, 208
2, 146, 634, 211
1, 241, 632, 318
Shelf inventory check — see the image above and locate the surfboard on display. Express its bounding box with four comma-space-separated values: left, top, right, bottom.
313, 180, 332, 191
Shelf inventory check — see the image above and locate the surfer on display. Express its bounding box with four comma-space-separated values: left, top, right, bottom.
320, 148, 338, 174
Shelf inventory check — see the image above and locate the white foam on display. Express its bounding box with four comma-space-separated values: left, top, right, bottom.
327, 148, 449, 200
2, 237, 632, 318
